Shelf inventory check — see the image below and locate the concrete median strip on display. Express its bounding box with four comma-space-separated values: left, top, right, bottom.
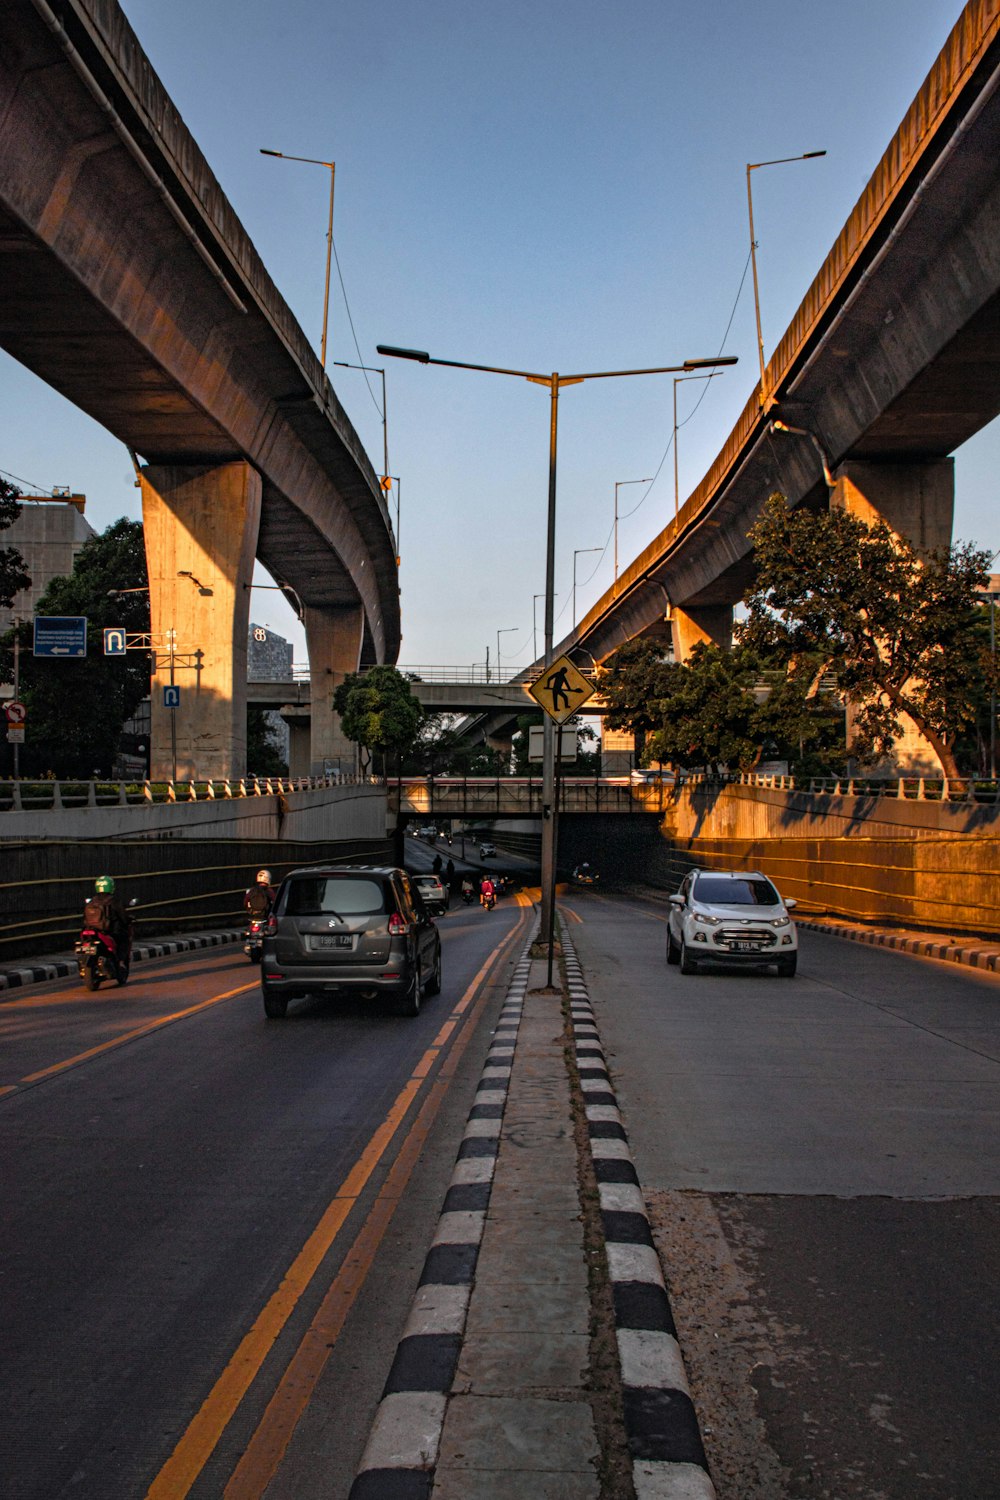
561, 929, 717, 1500
349, 943, 532, 1499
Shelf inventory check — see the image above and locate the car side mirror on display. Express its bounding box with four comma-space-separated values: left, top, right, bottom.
669, 894, 684, 907
785, 898, 797, 911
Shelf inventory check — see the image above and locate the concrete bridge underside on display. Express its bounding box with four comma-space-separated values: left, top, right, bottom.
0, 0, 400, 778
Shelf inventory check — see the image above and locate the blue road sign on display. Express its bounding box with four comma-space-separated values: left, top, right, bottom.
163, 685, 181, 709
33, 616, 87, 658
104, 627, 127, 656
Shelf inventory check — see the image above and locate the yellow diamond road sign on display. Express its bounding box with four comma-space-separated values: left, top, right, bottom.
528, 654, 595, 724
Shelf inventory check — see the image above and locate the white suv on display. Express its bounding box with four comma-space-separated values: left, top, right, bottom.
667, 869, 798, 977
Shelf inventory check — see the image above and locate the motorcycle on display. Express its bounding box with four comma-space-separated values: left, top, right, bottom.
75, 927, 131, 991
461, 886, 476, 906
243, 917, 266, 963
480, 889, 496, 911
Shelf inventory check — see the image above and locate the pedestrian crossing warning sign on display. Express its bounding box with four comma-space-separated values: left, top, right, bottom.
527, 654, 595, 724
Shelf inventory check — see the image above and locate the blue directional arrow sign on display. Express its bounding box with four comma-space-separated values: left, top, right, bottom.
104, 627, 127, 656
163, 685, 181, 709
33, 616, 87, 658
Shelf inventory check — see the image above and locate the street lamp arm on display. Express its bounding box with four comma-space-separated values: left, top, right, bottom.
378, 346, 738, 384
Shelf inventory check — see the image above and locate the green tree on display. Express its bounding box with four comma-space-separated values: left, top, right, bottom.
741, 493, 993, 779
333, 665, 425, 775
603, 635, 844, 774
0, 518, 149, 777
0, 476, 30, 606
246, 708, 289, 777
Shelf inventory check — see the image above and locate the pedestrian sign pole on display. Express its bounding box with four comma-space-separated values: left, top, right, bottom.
527, 654, 595, 723
528, 653, 595, 982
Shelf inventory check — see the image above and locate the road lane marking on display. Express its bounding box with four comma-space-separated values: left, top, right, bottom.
145, 911, 529, 1500
9, 983, 258, 1094
222, 914, 529, 1499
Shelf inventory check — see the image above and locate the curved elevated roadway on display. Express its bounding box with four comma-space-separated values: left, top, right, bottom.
0, 0, 400, 666
558, 1, 1000, 667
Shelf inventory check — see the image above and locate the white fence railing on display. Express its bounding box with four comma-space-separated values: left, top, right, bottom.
0, 774, 381, 813
732, 771, 1000, 803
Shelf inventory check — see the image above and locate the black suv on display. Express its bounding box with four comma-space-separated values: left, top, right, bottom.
260, 865, 442, 1019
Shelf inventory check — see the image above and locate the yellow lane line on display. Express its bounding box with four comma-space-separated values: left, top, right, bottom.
222, 909, 530, 1499
145, 913, 528, 1500
13, 983, 258, 1091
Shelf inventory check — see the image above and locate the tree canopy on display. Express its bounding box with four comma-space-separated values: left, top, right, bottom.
0, 476, 30, 608
332, 665, 425, 774
0, 518, 149, 777
740, 492, 994, 779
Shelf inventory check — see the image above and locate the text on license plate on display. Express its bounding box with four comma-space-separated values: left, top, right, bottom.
311, 933, 354, 950
730, 940, 763, 952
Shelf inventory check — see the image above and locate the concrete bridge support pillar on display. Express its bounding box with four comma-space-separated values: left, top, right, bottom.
304, 603, 365, 776
833, 459, 955, 774
832, 459, 954, 552
280, 710, 311, 778
670, 603, 733, 663
141, 462, 261, 781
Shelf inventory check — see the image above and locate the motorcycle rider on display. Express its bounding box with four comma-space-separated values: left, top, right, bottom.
245, 868, 276, 921
479, 874, 496, 909
83, 875, 133, 967
461, 876, 476, 904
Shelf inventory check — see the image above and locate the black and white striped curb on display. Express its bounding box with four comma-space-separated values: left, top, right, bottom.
0, 929, 244, 995
562, 929, 717, 1500
797, 917, 1000, 973
348, 928, 535, 1499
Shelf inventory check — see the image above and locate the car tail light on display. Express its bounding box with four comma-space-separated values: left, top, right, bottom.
265, 915, 278, 937
388, 912, 407, 936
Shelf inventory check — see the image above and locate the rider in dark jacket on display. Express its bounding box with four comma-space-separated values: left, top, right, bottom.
84, 875, 132, 961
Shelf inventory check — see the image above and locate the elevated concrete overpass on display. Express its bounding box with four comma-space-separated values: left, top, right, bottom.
0, 0, 400, 778
557, 1, 1000, 670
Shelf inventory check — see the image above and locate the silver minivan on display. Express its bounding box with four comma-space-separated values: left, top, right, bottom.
260, 865, 442, 1018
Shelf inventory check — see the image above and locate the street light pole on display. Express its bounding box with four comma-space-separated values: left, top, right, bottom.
260, 149, 336, 367
378, 343, 737, 981
333, 362, 389, 481
573, 548, 601, 627
497, 627, 517, 681
746, 150, 826, 407
672, 373, 724, 516
533, 593, 556, 661
614, 479, 653, 580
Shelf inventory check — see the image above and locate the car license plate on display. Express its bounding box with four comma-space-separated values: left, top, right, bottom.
731, 940, 762, 952
310, 933, 354, 951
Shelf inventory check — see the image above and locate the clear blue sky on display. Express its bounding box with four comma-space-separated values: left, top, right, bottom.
2, 0, 993, 670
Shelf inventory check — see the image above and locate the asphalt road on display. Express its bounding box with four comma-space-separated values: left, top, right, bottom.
563, 888, 1000, 1500
0, 893, 530, 1500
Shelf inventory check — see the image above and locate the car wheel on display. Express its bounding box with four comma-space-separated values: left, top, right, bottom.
399, 963, 421, 1017
262, 984, 289, 1019
424, 943, 442, 997
666, 930, 680, 966
679, 938, 699, 975
777, 954, 797, 978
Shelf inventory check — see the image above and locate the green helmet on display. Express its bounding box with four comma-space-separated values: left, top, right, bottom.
95, 875, 115, 895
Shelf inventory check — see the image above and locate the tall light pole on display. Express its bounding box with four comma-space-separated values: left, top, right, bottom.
533, 592, 556, 661
379, 343, 737, 977
747, 150, 826, 407
573, 548, 601, 627
497, 627, 517, 681
333, 361, 389, 482
672, 372, 724, 516
260, 149, 336, 367
614, 479, 653, 581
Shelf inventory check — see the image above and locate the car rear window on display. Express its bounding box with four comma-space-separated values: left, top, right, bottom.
694, 876, 781, 906
283, 876, 387, 916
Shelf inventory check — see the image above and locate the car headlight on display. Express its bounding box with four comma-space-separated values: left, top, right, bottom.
693, 911, 722, 926
771, 916, 790, 928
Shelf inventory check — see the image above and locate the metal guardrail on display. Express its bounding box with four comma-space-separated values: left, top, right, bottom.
732, 771, 1000, 804
0, 773, 381, 813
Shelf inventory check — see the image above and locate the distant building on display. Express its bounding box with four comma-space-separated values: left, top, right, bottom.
247, 622, 293, 764
0, 491, 95, 634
